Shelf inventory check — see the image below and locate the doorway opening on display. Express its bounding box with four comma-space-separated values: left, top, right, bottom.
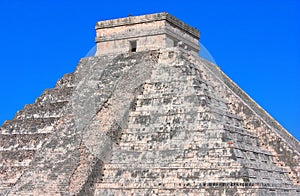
130, 40, 137, 52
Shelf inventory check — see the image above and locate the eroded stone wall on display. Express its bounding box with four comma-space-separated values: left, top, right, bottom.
0, 74, 75, 194
95, 13, 199, 56
1, 49, 299, 195
93, 49, 300, 195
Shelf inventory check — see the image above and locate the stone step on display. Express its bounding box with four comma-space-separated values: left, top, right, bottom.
223, 124, 255, 138
35, 86, 74, 104
54, 73, 75, 88
128, 111, 242, 127
0, 166, 27, 186
135, 95, 227, 112
1, 117, 59, 134
0, 133, 49, 150
95, 180, 286, 189
15, 101, 68, 120
241, 161, 288, 174
0, 150, 35, 166
232, 143, 272, 156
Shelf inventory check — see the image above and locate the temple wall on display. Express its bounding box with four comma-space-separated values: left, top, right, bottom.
95, 13, 199, 55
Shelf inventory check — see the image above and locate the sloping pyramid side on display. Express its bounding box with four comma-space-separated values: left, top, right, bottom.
0, 73, 75, 194
0, 49, 299, 195
92, 49, 300, 195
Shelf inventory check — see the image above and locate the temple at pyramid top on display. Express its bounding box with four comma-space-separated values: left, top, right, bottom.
1, 12, 300, 195
95, 12, 200, 55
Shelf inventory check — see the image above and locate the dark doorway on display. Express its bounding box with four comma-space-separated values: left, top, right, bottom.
130, 40, 137, 52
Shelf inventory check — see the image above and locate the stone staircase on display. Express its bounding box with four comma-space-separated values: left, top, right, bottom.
0, 74, 75, 193
0, 49, 298, 195
95, 50, 299, 195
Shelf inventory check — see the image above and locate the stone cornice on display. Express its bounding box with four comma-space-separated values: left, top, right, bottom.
95, 12, 200, 39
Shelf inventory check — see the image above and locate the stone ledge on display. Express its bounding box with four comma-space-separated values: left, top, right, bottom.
197, 56, 300, 153
95, 12, 200, 38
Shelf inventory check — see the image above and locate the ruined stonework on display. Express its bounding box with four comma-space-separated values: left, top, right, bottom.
0, 13, 299, 195
95, 13, 199, 56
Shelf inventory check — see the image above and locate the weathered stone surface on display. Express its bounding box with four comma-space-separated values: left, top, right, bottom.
95, 13, 199, 56
0, 13, 299, 195
0, 73, 75, 194
93, 49, 300, 195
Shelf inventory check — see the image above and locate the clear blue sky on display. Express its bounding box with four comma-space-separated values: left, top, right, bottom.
0, 0, 299, 141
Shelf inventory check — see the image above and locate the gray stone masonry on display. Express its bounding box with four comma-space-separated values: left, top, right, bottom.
0, 13, 299, 195
95, 13, 200, 56
1, 48, 299, 195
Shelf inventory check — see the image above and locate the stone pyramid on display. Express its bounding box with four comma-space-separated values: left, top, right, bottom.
0, 13, 299, 195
